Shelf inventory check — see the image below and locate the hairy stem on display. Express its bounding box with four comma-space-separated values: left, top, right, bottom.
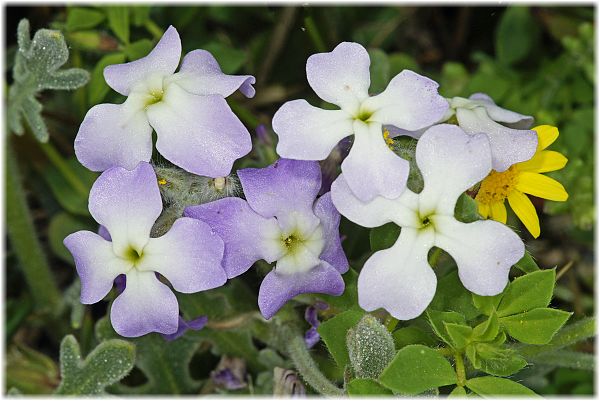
454, 352, 466, 387
6, 140, 61, 313
287, 331, 344, 396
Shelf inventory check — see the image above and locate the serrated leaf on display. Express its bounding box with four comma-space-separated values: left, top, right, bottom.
369, 223, 400, 252
496, 269, 556, 317
347, 378, 392, 396
317, 310, 364, 368
66, 7, 106, 31
392, 326, 437, 349
426, 310, 466, 345
501, 308, 572, 344
514, 251, 540, 273
466, 376, 538, 396
55, 335, 135, 395
105, 6, 130, 44
379, 345, 456, 395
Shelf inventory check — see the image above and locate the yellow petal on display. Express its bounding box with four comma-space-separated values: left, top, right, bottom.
508, 191, 540, 238
489, 201, 507, 224
533, 125, 559, 151
517, 150, 568, 173
478, 201, 490, 219
516, 171, 569, 201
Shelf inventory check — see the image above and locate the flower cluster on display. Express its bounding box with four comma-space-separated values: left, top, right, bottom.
65, 27, 569, 337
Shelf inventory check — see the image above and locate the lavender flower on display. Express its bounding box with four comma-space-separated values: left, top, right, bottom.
304, 301, 328, 348
272, 42, 448, 202
185, 159, 349, 319
64, 162, 227, 337
162, 315, 208, 341
75, 26, 253, 177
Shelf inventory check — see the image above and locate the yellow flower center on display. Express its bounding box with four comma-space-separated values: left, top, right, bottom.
475, 166, 519, 204
382, 129, 394, 150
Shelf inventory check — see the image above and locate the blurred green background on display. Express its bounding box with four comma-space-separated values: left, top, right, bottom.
5, 5, 594, 395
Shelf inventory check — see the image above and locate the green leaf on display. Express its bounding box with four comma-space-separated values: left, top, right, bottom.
124, 39, 154, 61
346, 315, 395, 379
528, 350, 594, 371
496, 7, 538, 65
39, 68, 90, 91
392, 326, 437, 349
317, 310, 364, 368
55, 335, 135, 395
347, 378, 392, 396
369, 223, 400, 252
466, 376, 538, 396
454, 193, 480, 223
517, 317, 595, 358
88, 52, 126, 105
466, 342, 527, 377
379, 345, 456, 395
203, 42, 247, 74
131, 6, 151, 26
367, 48, 390, 94
318, 268, 359, 311
514, 251, 540, 274
444, 323, 473, 349
472, 313, 500, 342
66, 7, 105, 31
496, 269, 556, 317
48, 212, 94, 264
426, 310, 466, 345
472, 293, 502, 316
388, 52, 418, 76
41, 157, 96, 216
105, 6, 130, 44
501, 308, 572, 344
439, 62, 469, 97
449, 386, 467, 397
429, 270, 480, 320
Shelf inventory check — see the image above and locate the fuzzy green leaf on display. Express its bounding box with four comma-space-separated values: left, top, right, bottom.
496, 269, 556, 317
466, 376, 538, 396
55, 335, 135, 395
472, 313, 500, 342
38, 68, 90, 91
426, 310, 466, 345
347, 378, 392, 396
501, 308, 572, 344
444, 323, 473, 350
379, 345, 456, 395
466, 342, 527, 377
318, 310, 364, 368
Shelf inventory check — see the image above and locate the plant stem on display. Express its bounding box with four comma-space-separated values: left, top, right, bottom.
303, 15, 327, 52
6, 140, 61, 313
384, 315, 398, 332
287, 331, 344, 396
454, 352, 466, 387
38, 141, 89, 197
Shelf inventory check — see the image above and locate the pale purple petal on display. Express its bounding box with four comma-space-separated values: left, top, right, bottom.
383, 124, 428, 139
147, 84, 251, 177
88, 162, 162, 255
64, 231, 130, 304
273, 100, 353, 160
111, 270, 179, 337
312, 192, 348, 273
98, 225, 111, 241
306, 42, 370, 109
162, 315, 208, 341
469, 93, 534, 129
416, 124, 492, 215
185, 197, 283, 278
358, 228, 437, 320
238, 159, 322, 229
138, 217, 227, 292
304, 327, 320, 349
74, 103, 152, 172
456, 107, 537, 172
434, 216, 524, 296
104, 25, 181, 96
174, 49, 255, 98
341, 122, 409, 202
363, 70, 449, 130
258, 262, 344, 320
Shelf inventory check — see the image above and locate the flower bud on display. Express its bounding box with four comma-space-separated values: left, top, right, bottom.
346, 315, 395, 379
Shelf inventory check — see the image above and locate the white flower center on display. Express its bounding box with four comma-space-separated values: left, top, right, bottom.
271, 215, 325, 275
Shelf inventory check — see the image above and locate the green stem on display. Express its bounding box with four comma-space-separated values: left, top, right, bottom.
287, 331, 344, 396
384, 315, 398, 332
38, 141, 88, 197
6, 140, 61, 313
454, 352, 466, 387
303, 15, 327, 52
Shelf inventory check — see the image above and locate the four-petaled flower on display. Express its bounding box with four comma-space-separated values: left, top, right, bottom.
272, 42, 448, 202
185, 159, 349, 319
331, 124, 525, 320
75, 26, 253, 177
64, 162, 227, 337
445, 93, 538, 172
475, 125, 569, 238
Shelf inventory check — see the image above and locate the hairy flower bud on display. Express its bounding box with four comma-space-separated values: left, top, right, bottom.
346, 315, 395, 379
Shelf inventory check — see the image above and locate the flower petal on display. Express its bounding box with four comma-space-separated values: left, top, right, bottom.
478, 201, 490, 219
516, 150, 568, 173
306, 42, 370, 110
489, 201, 507, 224
64, 231, 130, 304
273, 100, 353, 160
89, 162, 162, 255
111, 270, 179, 337
174, 49, 255, 98
364, 70, 449, 130
515, 172, 569, 201
258, 262, 344, 319
147, 83, 252, 177
342, 122, 410, 202
433, 215, 524, 295
104, 26, 181, 96
358, 227, 436, 320
162, 315, 208, 341
507, 191, 540, 238
533, 125, 559, 151
330, 174, 420, 228
74, 103, 152, 172
138, 217, 227, 292
312, 192, 349, 273
456, 107, 537, 172
416, 124, 492, 215
469, 93, 534, 129
185, 197, 284, 278
238, 159, 322, 230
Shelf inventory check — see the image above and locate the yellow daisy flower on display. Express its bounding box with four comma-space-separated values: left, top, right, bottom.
475, 125, 569, 238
